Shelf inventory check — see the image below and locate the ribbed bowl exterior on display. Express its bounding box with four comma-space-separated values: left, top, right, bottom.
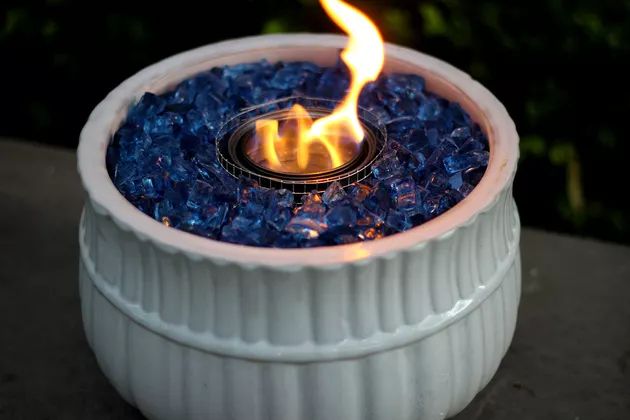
79, 187, 519, 420
78, 34, 521, 420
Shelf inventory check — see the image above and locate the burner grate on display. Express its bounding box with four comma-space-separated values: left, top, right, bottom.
216, 97, 386, 194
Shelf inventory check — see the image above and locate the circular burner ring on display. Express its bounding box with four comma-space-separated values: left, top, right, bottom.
216, 97, 387, 194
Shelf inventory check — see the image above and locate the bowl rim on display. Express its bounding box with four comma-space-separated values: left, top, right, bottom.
77, 33, 519, 268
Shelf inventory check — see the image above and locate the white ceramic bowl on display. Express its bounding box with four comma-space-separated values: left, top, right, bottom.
78, 34, 520, 420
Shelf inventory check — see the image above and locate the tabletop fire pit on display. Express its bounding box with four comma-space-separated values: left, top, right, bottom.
77, 1, 520, 419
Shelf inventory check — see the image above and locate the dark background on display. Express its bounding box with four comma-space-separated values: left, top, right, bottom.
2, 0, 628, 243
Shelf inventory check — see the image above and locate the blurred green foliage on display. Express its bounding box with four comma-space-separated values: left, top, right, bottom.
1, 0, 629, 242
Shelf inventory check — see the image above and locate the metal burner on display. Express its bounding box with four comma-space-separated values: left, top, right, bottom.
216, 97, 386, 194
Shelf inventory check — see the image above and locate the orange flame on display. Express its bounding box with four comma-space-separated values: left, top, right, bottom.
254, 0, 384, 173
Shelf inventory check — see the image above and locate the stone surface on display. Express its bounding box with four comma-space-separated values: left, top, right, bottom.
1, 139, 629, 419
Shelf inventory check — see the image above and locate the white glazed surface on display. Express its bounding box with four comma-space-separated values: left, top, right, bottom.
78, 34, 520, 420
